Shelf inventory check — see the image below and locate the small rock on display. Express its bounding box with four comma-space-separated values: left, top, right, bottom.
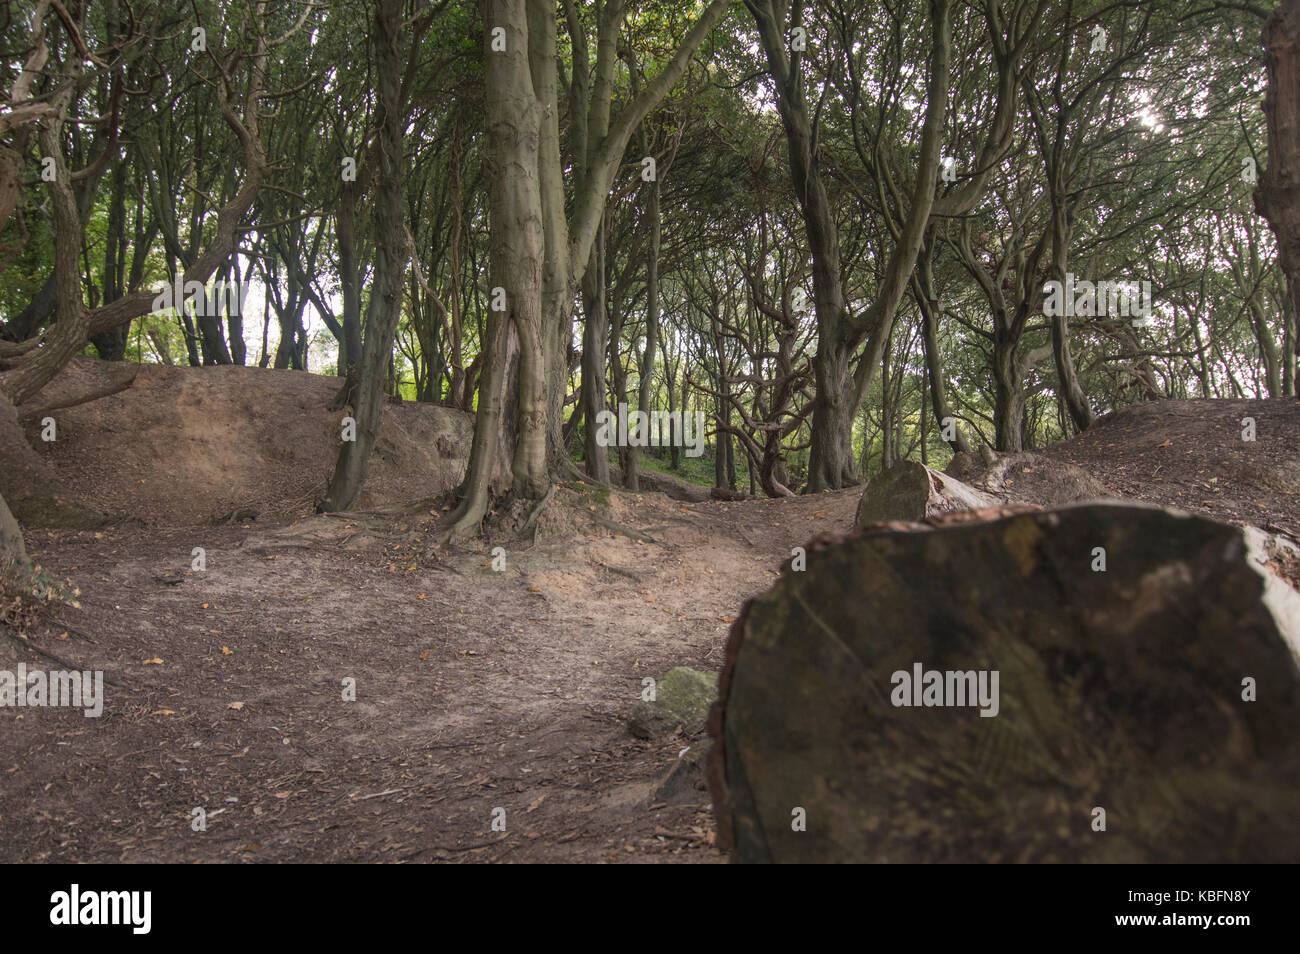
627, 666, 718, 740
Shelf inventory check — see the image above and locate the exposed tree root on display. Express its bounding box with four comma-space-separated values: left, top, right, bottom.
589, 514, 660, 544
518, 484, 556, 542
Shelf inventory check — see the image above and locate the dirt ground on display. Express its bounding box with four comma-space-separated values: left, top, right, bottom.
1039, 397, 1300, 538
1, 379, 1296, 863
2, 479, 860, 863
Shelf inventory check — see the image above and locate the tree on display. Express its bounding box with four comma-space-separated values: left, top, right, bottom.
746, 0, 952, 490
318, 0, 439, 512
444, 0, 730, 540
1256, 0, 1300, 393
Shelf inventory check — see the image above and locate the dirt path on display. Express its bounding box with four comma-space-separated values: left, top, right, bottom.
1, 486, 858, 863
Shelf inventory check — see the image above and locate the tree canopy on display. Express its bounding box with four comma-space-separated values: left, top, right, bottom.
0, 0, 1288, 547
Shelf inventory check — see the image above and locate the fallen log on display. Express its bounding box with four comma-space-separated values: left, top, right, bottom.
855, 459, 999, 526
709, 502, 1300, 863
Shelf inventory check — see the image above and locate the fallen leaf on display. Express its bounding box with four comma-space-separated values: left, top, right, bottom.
1158, 439, 1172, 447
143, 657, 164, 665
220, 646, 234, 655
227, 701, 245, 710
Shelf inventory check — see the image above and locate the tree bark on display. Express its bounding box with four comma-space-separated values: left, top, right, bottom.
0, 487, 28, 577
912, 242, 971, 453
580, 221, 610, 485
711, 505, 1300, 863
626, 174, 661, 491
444, 0, 546, 539
1256, 0, 1300, 392
317, 0, 411, 512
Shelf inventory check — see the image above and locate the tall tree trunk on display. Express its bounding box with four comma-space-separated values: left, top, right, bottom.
199, 280, 234, 366
317, 0, 410, 512
539, 0, 727, 484
993, 336, 1025, 452
444, 0, 545, 539
229, 256, 250, 365
1257, 3, 1300, 400
913, 247, 970, 453
336, 177, 365, 381
1284, 282, 1297, 396
626, 176, 661, 491
748, 0, 950, 492
448, 0, 727, 520
609, 299, 630, 479
580, 221, 610, 484
1049, 309, 1092, 430
667, 359, 680, 471
527, 0, 573, 474
1046, 213, 1093, 432
2, 98, 91, 404
807, 345, 856, 487
881, 331, 894, 470
747, 0, 853, 491
91, 158, 129, 360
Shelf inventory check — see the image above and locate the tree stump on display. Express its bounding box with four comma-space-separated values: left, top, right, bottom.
710, 503, 1300, 862
855, 460, 998, 526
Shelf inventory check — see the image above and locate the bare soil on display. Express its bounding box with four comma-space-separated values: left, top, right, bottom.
2, 367, 1296, 863
6, 357, 484, 526
1039, 397, 1300, 538
3, 478, 858, 862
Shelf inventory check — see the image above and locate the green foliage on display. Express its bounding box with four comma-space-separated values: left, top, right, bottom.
638, 450, 717, 488
1, 0, 1291, 503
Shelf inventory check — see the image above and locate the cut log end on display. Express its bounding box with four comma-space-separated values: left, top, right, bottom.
710, 503, 1300, 863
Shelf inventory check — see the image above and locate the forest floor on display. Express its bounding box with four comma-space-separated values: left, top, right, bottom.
2, 479, 860, 862
1, 393, 1296, 863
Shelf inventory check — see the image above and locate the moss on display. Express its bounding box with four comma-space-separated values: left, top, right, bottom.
627, 666, 718, 739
